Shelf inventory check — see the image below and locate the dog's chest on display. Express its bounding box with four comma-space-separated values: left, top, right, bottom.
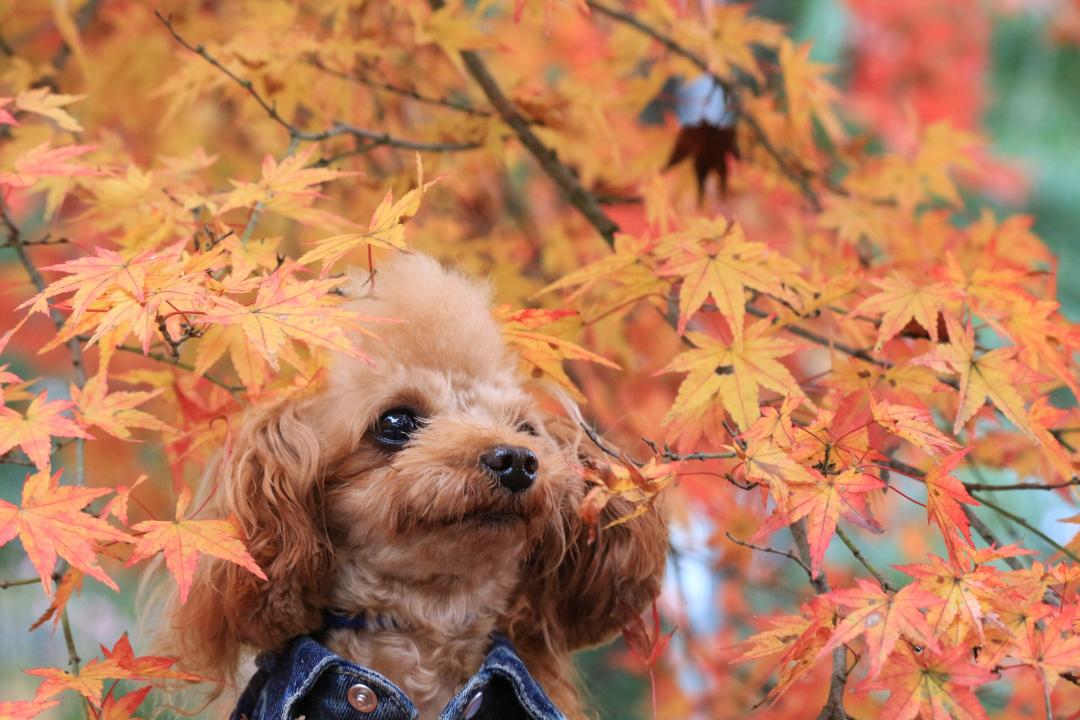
325, 630, 489, 720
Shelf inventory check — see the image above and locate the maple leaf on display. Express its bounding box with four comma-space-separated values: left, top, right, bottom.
0, 470, 131, 593
218, 145, 357, 229
733, 596, 836, 705
29, 568, 84, 631
28, 634, 201, 708
871, 398, 959, 458
1015, 602, 1080, 704
21, 244, 176, 323
202, 264, 379, 370
860, 643, 996, 720
299, 156, 439, 272
854, 273, 960, 350
0, 699, 58, 720
657, 218, 806, 340
126, 487, 267, 603
100, 687, 151, 720
534, 234, 667, 322
897, 554, 1011, 644
622, 600, 675, 670
924, 449, 979, 561
0, 392, 91, 470
13, 87, 85, 132
820, 580, 944, 679
733, 437, 820, 509
660, 323, 804, 439
0, 142, 99, 189
919, 314, 1041, 440
99, 475, 147, 527
72, 376, 170, 440
496, 306, 620, 402
753, 468, 885, 577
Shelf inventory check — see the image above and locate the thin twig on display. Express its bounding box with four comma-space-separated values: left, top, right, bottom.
155, 12, 481, 153
642, 436, 736, 462
0, 577, 41, 589
834, 525, 894, 591
724, 531, 812, 578
60, 608, 81, 674
308, 57, 492, 117
113, 344, 243, 394
2, 201, 87, 483
968, 491, 1080, 563
963, 477, 1080, 492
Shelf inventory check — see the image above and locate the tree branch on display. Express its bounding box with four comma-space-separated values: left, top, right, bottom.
428, 0, 620, 246
0, 577, 41, 589
789, 520, 850, 720
2, 200, 87, 484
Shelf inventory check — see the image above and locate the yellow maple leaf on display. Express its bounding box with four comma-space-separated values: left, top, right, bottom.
660, 322, 805, 440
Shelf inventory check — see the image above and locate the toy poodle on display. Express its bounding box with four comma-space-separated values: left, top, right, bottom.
163, 253, 668, 720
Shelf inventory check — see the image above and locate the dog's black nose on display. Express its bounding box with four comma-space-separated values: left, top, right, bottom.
480, 445, 538, 492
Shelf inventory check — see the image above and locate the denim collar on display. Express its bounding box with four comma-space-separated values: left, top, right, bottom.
231, 633, 567, 720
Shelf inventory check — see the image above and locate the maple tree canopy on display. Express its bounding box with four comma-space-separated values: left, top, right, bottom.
1, 1, 1079, 719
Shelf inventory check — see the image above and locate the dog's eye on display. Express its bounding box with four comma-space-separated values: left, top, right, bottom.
517, 421, 539, 436
373, 407, 420, 448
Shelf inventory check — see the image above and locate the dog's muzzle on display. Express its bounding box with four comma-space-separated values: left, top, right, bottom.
479, 445, 538, 492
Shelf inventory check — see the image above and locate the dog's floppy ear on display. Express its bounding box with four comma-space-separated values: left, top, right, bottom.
167, 395, 333, 680
509, 414, 667, 656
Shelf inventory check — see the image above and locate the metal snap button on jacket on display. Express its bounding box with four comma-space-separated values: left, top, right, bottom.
463, 689, 484, 719
347, 683, 379, 713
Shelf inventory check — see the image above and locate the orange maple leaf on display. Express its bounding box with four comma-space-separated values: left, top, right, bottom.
21, 244, 175, 322
28, 634, 201, 708
0, 391, 91, 469
920, 317, 1042, 439
860, 642, 996, 720
72, 376, 170, 440
0, 470, 130, 593
925, 449, 979, 561
660, 323, 804, 439
299, 156, 439, 272
1016, 603, 1080, 705
202, 263, 382, 370
871, 398, 959, 458
753, 467, 885, 578
854, 273, 960, 350
100, 686, 151, 720
0, 699, 59, 720
657, 218, 806, 340
126, 487, 267, 603
820, 580, 944, 679
733, 596, 835, 705
496, 306, 620, 402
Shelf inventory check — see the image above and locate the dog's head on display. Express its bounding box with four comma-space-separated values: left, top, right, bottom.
171, 254, 590, 675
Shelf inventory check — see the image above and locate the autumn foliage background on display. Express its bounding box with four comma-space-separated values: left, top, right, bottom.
2, 1, 1080, 719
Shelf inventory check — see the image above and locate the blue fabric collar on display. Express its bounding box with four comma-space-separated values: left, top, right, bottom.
231, 633, 567, 720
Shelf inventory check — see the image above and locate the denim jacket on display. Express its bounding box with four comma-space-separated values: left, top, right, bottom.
230, 634, 567, 720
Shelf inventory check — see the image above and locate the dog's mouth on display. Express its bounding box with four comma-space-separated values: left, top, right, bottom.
436, 507, 528, 529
